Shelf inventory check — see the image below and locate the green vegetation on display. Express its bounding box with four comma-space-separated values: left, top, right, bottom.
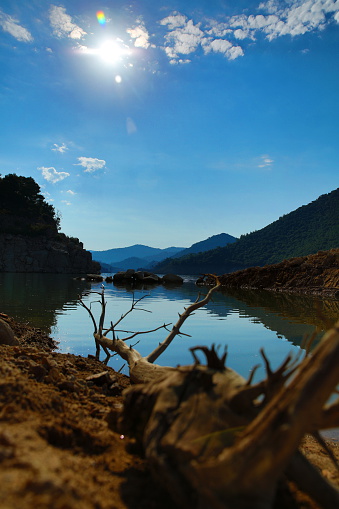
0, 173, 60, 235
155, 188, 339, 274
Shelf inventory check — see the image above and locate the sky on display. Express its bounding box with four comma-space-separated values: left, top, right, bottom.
0, 0, 338, 250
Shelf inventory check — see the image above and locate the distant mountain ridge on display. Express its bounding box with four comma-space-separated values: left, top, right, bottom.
90, 244, 185, 270
154, 188, 339, 275
90, 234, 237, 271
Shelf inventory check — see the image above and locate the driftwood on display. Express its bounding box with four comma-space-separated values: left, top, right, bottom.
80, 281, 339, 508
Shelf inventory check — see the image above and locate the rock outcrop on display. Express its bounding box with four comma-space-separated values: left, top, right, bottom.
206, 249, 339, 297
0, 233, 100, 274
112, 270, 183, 286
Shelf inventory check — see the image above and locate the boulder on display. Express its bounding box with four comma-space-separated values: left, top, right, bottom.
124, 269, 135, 279
162, 274, 184, 285
113, 271, 128, 283
86, 274, 104, 282
143, 276, 160, 285
134, 271, 145, 281
0, 318, 19, 346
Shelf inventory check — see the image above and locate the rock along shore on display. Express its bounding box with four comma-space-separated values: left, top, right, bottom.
203, 249, 339, 298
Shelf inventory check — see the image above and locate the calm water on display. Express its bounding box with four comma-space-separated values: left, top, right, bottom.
1, 272, 338, 382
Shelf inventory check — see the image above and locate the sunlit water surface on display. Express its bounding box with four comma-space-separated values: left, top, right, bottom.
1, 273, 338, 385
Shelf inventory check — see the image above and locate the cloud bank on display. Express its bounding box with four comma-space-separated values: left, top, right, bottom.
159, 1, 339, 63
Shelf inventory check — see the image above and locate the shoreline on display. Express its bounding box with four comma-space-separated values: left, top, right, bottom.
1, 313, 339, 508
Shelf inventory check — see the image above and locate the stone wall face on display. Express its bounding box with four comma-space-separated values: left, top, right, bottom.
0, 234, 97, 273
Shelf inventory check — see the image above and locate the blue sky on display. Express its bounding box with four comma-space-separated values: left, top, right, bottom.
1, 1, 338, 250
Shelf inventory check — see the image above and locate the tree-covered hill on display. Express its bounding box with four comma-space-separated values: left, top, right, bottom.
0, 173, 59, 235
154, 188, 339, 275
170, 233, 237, 259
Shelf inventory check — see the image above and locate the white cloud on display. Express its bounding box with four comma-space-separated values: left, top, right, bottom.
127, 22, 151, 49
52, 143, 68, 153
0, 10, 33, 42
160, 13, 245, 62
250, 0, 339, 41
76, 157, 106, 173
201, 1, 339, 52
39, 166, 70, 183
49, 5, 86, 40
161, 18, 205, 61
203, 37, 244, 60
61, 200, 71, 206
66, 190, 76, 195
160, 13, 187, 29
258, 155, 274, 168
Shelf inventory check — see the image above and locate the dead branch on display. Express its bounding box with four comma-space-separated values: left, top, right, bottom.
79, 275, 221, 380
146, 277, 221, 363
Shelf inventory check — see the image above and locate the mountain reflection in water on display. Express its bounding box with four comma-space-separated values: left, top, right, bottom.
0, 273, 338, 380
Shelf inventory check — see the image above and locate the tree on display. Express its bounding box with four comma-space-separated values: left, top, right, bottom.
0, 173, 59, 232
80, 279, 339, 509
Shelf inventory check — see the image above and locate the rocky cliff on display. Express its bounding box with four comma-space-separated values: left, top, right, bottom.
0, 233, 99, 274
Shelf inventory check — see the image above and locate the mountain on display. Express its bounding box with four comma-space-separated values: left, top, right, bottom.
154, 188, 339, 275
90, 244, 184, 270
170, 233, 237, 259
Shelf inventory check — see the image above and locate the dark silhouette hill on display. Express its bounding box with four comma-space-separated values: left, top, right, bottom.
171, 233, 237, 259
154, 188, 339, 274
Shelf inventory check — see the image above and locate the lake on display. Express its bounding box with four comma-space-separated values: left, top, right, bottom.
1, 272, 338, 383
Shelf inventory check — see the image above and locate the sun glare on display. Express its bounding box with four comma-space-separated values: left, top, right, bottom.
98, 40, 129, 64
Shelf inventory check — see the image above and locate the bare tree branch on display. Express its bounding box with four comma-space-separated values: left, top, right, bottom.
146, 275, 221, 364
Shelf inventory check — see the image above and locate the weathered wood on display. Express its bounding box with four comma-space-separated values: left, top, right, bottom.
80, 284, 339, 508
119, 323, 339, 509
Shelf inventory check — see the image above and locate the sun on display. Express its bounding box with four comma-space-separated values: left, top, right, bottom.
97, 39, 130, 64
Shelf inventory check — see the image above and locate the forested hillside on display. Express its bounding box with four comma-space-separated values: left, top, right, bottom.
155, 188, 339, 274
0, 173, 59, 235
170, 233, 237, 259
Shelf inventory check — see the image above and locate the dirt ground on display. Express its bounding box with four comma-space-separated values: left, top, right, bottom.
0, 314, 339, 509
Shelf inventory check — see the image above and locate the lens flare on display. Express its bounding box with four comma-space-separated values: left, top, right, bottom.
96, 11, 106, 25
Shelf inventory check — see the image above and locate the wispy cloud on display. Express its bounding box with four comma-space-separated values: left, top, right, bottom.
39, 166, 70, 183
66, 189, 76, 195
49, 5, 86, 40
0, 9, 33, 42
76, 157, 106, 173
258, 155, 274, 168
126, 117, 137, 135
51, 143, 68, 153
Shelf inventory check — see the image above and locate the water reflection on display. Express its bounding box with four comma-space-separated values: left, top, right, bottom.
221, 287, 339, 347
0, 274, 338, 370
0, 273, 89, 334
